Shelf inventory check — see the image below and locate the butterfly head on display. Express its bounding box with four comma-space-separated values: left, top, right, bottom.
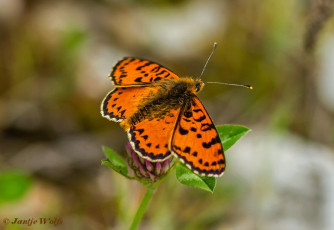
179, 78, 204, 94
195, 80, 204, 93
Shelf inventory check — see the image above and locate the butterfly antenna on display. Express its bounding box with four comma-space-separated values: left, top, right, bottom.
198, 42, 218, 79
199, 42, 253, 90
205, 82, 253, 90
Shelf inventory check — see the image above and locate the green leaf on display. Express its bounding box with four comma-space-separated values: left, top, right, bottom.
175, 164, 216, 193
102, 146, 129, 178
216, 125, 250, 151
0, 171, 32, 203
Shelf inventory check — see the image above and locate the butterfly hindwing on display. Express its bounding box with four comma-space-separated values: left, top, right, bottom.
127, 108, 181, 161
111, 57, 179, 86
101, 86, 160, 122
171, 96, 225, 177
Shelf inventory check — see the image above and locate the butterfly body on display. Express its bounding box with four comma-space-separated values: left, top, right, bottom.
121, 77, 204, 130
101, 57, 225, 177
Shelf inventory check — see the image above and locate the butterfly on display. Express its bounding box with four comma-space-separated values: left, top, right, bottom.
101, 57, 225, 177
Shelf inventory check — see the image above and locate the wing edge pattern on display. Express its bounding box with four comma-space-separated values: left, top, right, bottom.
100, 88, 124, 123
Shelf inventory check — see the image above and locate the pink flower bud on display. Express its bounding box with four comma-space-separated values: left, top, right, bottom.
145, 160, 154, 172
155, 162, 162, 175
162, 159, 170, 174
125, 143, 173, 182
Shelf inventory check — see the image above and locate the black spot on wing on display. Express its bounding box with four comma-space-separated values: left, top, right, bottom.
178, 126, 189, 135
183, 118, 191, 122
136, 61, 153, 70
135, 77, 142, 82
201, 123, 215, 131
183, 147, 191, 153
218, 159, 225, 165
156, 70, 166, 76
152, 66, 161, 72
173, 145, 182, 151
202, 142, 211, 148
194, 115, 206, 122
202, 135, 221, 149
184, 111, 192, 118
137, 129, 145, 135
119, 110, 126, 117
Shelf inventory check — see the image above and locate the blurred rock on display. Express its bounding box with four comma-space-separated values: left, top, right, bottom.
227, 128, 334, 230
0, 0, 24, 24
318, 36, 334, 112
8, 134, 103, 180
141, 0, 227, 58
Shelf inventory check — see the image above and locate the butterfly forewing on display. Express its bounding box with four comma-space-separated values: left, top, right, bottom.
101, 86, 160, 122
171, 96, 225, 177
111, 57, 179, 86
127, 108, 181, 161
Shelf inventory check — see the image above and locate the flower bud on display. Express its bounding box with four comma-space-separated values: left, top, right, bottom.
125, 143, 172, 182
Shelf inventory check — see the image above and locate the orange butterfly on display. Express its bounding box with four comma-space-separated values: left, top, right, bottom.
101, 57, 225, 177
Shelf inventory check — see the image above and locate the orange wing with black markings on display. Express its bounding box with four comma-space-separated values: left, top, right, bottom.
101, 86, 159, 122
127, 108, 181, 161
171, 96, 225, 177
110, 57, 179, 86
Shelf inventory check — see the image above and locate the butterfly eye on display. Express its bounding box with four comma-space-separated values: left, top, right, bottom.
195, 83, 202, 92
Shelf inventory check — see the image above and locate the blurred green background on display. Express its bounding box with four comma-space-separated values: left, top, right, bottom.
1, 0, 334, 229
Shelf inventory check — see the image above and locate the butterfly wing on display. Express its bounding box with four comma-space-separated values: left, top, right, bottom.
110, 57, 179, 86
101, 86, 160, 122
127, 108, 181, 161
171, 96, 225, 177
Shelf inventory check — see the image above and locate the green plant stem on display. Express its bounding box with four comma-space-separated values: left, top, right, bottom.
129, 187, 156, 230
128, 163, 175, 229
